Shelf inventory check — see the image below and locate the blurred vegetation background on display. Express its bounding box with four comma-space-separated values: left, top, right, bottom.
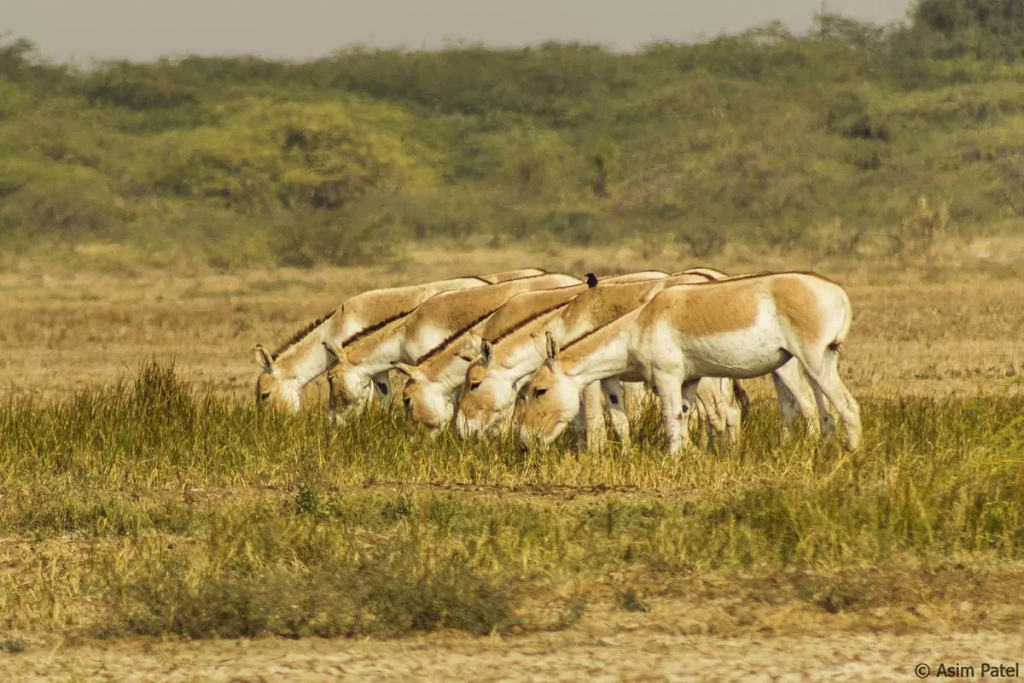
2, 0, 1024, 271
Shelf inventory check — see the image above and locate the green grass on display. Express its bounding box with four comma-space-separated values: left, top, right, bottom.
0, 363, 1021, 639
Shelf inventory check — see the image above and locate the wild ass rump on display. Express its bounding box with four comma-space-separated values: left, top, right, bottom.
323, 272, 581, 422
519, 272, 862, 453
253, 269, 546, 411
394, 271, 670, 434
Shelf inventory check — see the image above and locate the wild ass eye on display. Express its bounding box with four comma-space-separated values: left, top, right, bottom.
534, 388, 547, 398
470, 381, 481, 391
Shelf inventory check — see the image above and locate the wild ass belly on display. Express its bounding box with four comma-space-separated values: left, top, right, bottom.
674, 324, 790, 380
638, 315, 789, 381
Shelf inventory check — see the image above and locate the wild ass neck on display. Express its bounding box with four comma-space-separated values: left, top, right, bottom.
344, 323, 408, 379
272, 317, 335, 388
558, 311, 637, 388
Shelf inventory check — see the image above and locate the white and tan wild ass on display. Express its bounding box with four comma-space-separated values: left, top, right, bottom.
323, 272, 581, 422
518, 272, 862, 453
456, 269, 820, 447
253, 269, 545, 411
455, 269, 752, 448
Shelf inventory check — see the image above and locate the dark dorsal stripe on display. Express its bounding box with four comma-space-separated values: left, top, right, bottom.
339, 307, 419, 347
559, 320, 612, 353
413, 307, 503, 366
489, 299, 573, 346
272, 310, 335, 360
410, 275, 561, 365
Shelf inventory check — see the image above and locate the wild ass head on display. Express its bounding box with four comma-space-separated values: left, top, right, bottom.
396, 338, 481, 431
322, 341, 378, 423
455, 337, 527, 437
518, 333, 582, 449
253, 344, 303, 412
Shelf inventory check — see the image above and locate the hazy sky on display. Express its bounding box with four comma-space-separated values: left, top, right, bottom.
8, 0, 916, 63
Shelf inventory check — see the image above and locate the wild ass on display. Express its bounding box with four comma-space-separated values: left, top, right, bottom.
518, 272, 862, 453
253, 269, 546, 411
323, 273, 581, 421
457, 269, 820, 444
455, 270, 745, 447
394, 271, 669, 438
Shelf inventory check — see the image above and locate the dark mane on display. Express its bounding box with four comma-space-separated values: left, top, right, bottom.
489, 300, 573, 346
339, 307, 418, 347
560, 322, 609, 352
272, 310, 335, 359
413, 308, 501, 366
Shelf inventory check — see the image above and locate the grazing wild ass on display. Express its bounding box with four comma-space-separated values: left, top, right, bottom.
253, 269, 545, 411
518, 272, 862, 453
323, 273, 581, 422
455, 269, 753, 447
395, 271, 669, 436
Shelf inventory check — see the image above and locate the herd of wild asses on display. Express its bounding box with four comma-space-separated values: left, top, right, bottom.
255, 268, 860, 452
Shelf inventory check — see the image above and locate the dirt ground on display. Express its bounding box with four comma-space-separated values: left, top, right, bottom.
2, 628, 1021, 682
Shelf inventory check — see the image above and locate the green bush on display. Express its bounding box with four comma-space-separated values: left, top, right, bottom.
3, 9, 1024, 270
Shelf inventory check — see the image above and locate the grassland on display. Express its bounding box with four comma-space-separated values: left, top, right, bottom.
2, 4, 1024, 677
0, 251, 1021, 679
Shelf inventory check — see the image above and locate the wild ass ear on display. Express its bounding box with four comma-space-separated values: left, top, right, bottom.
544, 332, 559, 361
456, 333, 483, 362
480, 339, 494, 367
391, 362, 421, 380
255, 344, 274, 373
322, 341, 342, 369
586, 272, 599, 288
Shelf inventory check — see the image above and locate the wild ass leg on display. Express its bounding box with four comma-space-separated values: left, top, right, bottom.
622, 382, 647, 420
681, 380, 703, 450
695, 379, 736, 451
582, 381, 608, 451
772, 359, 819, 438
707, 378, 743, 447
600, 377, 632, 449
723, 380, 743, 446
653, 372, 688, 454
799, 349, 862, 451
